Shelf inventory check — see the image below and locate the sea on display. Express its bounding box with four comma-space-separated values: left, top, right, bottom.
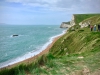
0, 25, 67, 68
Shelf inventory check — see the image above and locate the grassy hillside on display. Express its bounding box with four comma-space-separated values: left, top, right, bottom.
81, 15, 100, 25
50, 28, 100, 55
0, 14, 100, 75
49, 27, 100, 74
74, 14, 100, 24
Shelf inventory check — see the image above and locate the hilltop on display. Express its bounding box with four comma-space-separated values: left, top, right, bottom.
0, 14, 100, 75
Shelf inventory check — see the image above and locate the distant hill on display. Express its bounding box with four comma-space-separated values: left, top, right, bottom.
0, 23, 8, 25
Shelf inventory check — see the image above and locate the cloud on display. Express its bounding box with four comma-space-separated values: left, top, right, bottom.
5, 0, 58, 7
56, 0, 100, 12
5, 0, 100, 13
1, 0, 100, 24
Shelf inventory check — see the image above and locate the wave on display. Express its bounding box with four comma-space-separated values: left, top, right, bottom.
9, 34, 29, 38
0, 29, 67, 68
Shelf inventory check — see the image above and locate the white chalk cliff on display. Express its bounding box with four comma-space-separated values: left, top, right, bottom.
60, 15, 76, 28
70, 15, 76, 26
60, 22, 71, 28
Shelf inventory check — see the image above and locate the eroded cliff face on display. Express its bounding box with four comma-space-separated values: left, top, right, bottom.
61, 14, 100, 28
79, 21, 90, 28
60, 15, 76, 28
79, 15, 100, 28
79, 18, 92, 28
70, 15, 76, 26
60, 22, 71, 28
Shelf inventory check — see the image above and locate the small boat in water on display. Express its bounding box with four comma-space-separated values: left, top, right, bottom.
13, 35, 18, 37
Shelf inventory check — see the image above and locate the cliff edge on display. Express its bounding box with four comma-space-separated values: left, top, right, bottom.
60, 15, 76, 28
60, 22, 70, 28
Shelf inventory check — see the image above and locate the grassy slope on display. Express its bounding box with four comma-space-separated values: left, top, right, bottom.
74, 14, 100, 24
0, 14, 100, 75
82, 15, 100, 25
49, 27, 100, 74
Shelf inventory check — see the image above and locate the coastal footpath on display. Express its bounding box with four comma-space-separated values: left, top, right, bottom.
0, 14, 100, 75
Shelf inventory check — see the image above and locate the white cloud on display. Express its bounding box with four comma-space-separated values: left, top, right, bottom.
6, 0, 58, 6
1, 0, 100, 24
5, 0, 100, 13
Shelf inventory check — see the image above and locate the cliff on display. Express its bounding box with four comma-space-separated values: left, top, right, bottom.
71, 14, 100, 28
79, 15, 100, 28
60, 22, 71, 28
61, 14, 100, 28
60, 15, 76, 28
70, 15, 76, 26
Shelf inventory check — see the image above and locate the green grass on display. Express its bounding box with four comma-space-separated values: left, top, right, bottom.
81, 15, 100, 25
74, 14, 100, 24
50, 27, 100, 56
0, 14, 100, 75
48, 25, 100, 74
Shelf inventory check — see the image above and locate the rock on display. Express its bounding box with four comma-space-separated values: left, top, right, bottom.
61, 40, 64, 43
71, 27, 75, 31
60, 15, 76, 28
79, 22, 89, 28
64, 48, 67, 51
79, 20, 91, 28
82, 66, 90, 75
78, 56, 84, 59
13, 35, 18, 37
66, 53, 68, 55
70, 15, 76, 26
60, 22, 71, 28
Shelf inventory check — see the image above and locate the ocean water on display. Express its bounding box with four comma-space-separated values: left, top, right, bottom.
0, 25, 67, 68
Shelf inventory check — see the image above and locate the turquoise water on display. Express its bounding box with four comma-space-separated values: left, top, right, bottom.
0, 25, 66, 68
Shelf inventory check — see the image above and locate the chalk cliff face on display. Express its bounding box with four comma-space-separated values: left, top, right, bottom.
79, 15, 100, 28
60, 22, 71, 28
79, 21, 90, 28
60, 15, 76, 28
70, 15, 76, 26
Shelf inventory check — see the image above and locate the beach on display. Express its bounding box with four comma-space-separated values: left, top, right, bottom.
0, 25, 66, 69
1, 34, 63, 69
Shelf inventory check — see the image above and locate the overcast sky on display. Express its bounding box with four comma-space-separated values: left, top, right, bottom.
0, 0, 100, 25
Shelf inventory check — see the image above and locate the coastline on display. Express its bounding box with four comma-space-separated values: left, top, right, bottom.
0, 30, 66, 69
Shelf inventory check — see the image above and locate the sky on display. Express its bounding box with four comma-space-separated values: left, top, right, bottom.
0, 0, 100, 25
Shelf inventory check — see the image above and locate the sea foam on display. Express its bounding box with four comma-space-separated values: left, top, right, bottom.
0, 26, 67, 68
